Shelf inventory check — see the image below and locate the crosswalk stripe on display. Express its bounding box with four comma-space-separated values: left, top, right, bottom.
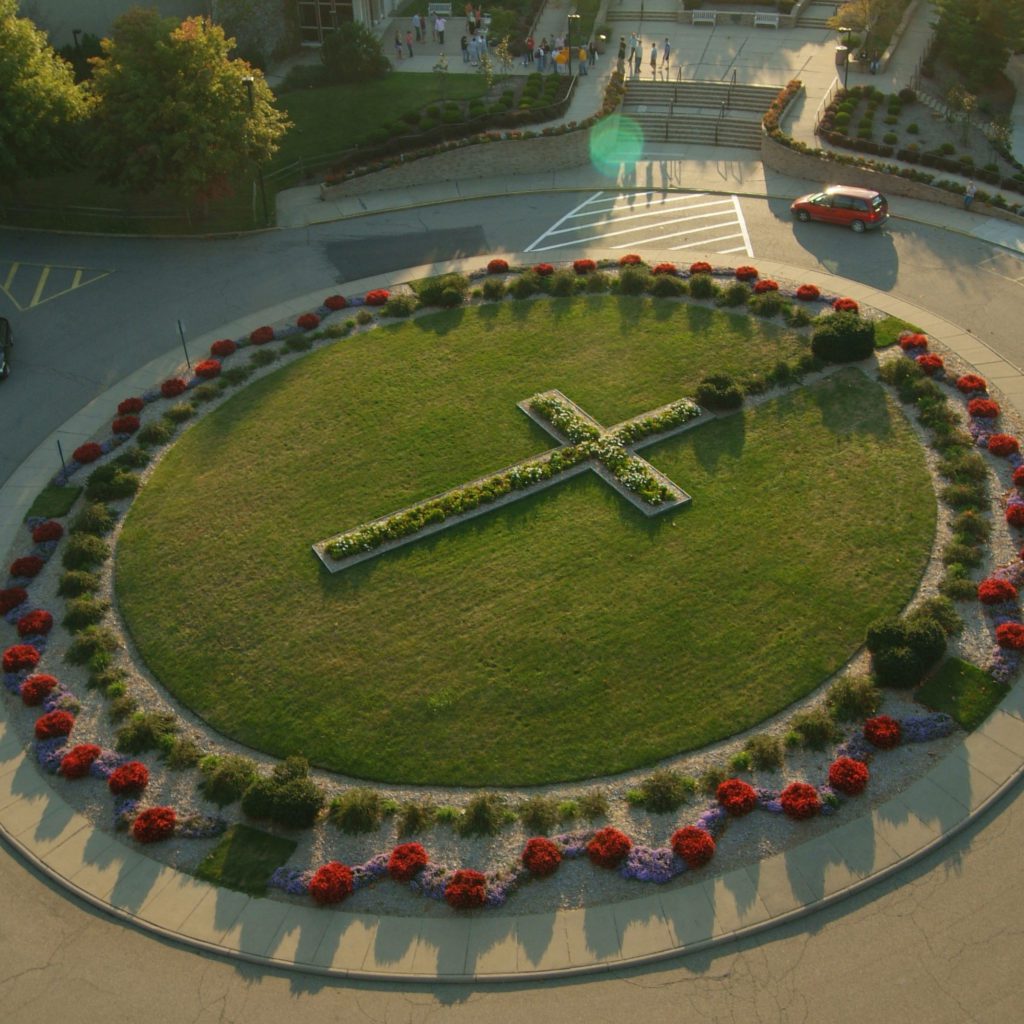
613, 223, 740, 248
524, 191, 605, 252
553, 199, 734, 235
567, 192, 711, 216
30, 267, 50, 307
3, 263, 18, 294
670, 233, 745, 250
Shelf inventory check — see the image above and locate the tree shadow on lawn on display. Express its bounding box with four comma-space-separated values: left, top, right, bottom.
806, 367, 896, 441
410, 306, 466, 336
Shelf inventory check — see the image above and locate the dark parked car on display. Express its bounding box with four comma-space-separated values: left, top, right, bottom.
0, 317, 11, 380
791, 185, 889, 232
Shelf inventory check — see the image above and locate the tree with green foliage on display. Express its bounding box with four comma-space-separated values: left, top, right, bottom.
87, 11, 290, 212
320, 22, 390, 83
933, 0, 1024, 91
0, 0, 89, 184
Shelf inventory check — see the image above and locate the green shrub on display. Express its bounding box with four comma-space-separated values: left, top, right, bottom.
199, 754, 259, 806
108, 693, 137, 722
544, 268, 578, 296
71, 501, 116, 536
907, 122, 919, 133
112, 446, 151, 469
434, 805, 460, 826
482, 278, 506, 301
648, 274, 687, 298
630, 769, 696, 813
726, 751, 751, 772
61, 533, 109, 571
286, 334, 313, 352
618, 266, 652, 295
192, 383, 220, 403
866, 614, 946, 688
58, 569, 100, 597
414, 273, 470, 307
699, 765, 729, 795
240, 757, 325, 829
456, 792, 513, 836
382, 294, 419, 318
556, 799, 580, 822
320, 20, 389, 83
785, 306, 812, 327
85, 464, 139, 501
328, 788, 387, 833
748, 292, 784, 318
249, 347, 278, 367
63, 596, 108, 632
116, 710, 178, 754
397, 802, 436, 835
811, 311, 875, 362
941, 481, 987, 510
162, 734, 202, 769
137, 419, 175, 447
940, 449, 988, 482
790, 707, 841, 749
941, 565, 978, 601
908, 596, 962, 637
826, 675, 881, 720
221, 365, 254, 385
687, 273, 718, 300
89, 663, 125, 694
164, 402, 195, 423
883, 132, 898, 144
577, 791, 609, 820
518, 795, 560, 833
696, 374, 744, 411
744, 733, 784, 770
943, 541, 982, 568
510, 271, 541, 298
585, 272, 612, 293
718, 281, 749, 307
952, 510, 991, 542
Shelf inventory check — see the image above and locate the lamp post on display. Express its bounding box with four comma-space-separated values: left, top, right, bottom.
242, 75, 269, 225
567, 10, 580, 77
836, 26, 852, 90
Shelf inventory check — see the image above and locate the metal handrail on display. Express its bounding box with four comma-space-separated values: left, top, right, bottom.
715, 100, 725, 143
813, 75, 841, 132
725, 68, 737, 110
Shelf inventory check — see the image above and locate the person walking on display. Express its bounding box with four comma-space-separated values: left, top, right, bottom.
394, 32, 403, 61
617, 35, 626, 75
628, 32, 638, 62
634, 41, 642, 77
578, 45, 588, 74
406, 30, 414, 58
662, 37, 671, 70
539, 37, 549, 72
461, 34, 470, 62
964, 180, 977, 210
650, 41, 657, 76
436, 15, 446, 44
413, 14, 421, 42
588, 39, 597, 66
525, 34, 534, 65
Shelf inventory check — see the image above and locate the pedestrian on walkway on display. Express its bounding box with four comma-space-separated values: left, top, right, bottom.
617, 35, 626, 75
634, 42, 642, 77
436, 16, 446, 44
662, 37, 671, 69
628, 32, 638, 62
964, 180, 977, 210
395, 32, 403, 61
540, 37, 549, 72
525, 34, 534, 64
650, 42, 657, 76
588, 39, 597, 66
413, 15, 421, 42
406, 30, 414, 58
578, 46, 588, 74
462, 34, 469, 62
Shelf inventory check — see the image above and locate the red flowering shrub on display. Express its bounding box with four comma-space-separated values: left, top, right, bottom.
210, 338, 237, 358
978, 577, 1018, 604
968, 397, 999, 418
117, 397, 144, 415
619, 254, 643, 266
112, 415, 140, 435
444, 869, 487, 909
833, 297, 859, 313
988, 434, 1020, 457
796, 283, 820, 301
194, 358, 221, 379
20, 674, 57, 706
587, 826, 633, 868
364, 289, 390, 305
780, 781, 821, 820
160, 377, 187, 399
716, 778, 757, 816
297, 312, 320, 330
10, 556, 44, 578
73, 442, 103, 464
132, 806, 176, 844
653, 262, 677, 275
573, 258, 596, 274
387, 842, 428, 882
0, 587, 28, 615
521, 836, 562, 877
1007, 503, 1024, 528
899, 333, 928, 351
486, 259, 509, 274
735, 265, 758, 281
17, 609, 53, 637
60, 744, 101, 779
670, 826, 716, 869
689, 261, 712, 274
35, 709, 74, 740
3, 644, 40, 672
250, 325, 274, 344
309, 861, 354, 904
1014, 466, 1024, 488
753, 278, 779, 293
533, 263, 554, 276
864, 714, 902, 749
32, 520, 64, 543
324, 294, 348, 310
956, 374, 988, 394
828, 757, 869, 796
915, 353, 944, 376
109, 761, 149, 795
996, 621, 1024, 650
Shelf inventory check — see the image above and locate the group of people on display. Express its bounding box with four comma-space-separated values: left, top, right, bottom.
617, 32, 672, 77
525, 35, 598, 73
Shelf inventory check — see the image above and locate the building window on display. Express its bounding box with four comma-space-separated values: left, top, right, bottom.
297, 1, 354, 45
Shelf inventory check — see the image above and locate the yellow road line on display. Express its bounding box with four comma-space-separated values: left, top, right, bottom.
2, 263, 18, 295
30, 267, 50, 308
71, 269, 83, 289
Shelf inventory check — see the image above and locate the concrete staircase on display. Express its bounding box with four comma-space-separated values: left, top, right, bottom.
620, 80, 780, 149
606, 9, 680, 22
796, 3, 839, 29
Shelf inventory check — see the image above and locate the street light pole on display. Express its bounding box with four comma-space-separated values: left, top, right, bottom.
567, 10, 580, 77
836, 26, 852, 90
242, 75, 269, 225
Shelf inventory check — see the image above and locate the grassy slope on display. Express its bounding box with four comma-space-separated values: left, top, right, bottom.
116, 297, 935, 785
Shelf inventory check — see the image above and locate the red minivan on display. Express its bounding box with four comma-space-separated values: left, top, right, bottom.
790, 185, 889, 232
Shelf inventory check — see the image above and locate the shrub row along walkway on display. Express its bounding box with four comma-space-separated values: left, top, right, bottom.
1, 250, 1023, 980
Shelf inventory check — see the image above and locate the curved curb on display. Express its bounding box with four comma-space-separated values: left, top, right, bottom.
3, 249, 1024, 982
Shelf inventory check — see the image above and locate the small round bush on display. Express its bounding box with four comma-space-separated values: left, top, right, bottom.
86, 464, 139, 502
779, 781, 821, 820
696, 375, 743, 411
388, 842, 429, 882
634, 769, 694, 813
864, 714, 902, 749
328, 788, 385, 833
309, 861, 354, 904
671, 826, 716, 868
716, 778, 757, 816
510, 271, 540, 299
456, 792, 510, 837
828, 757, 869, 796
481, 278, 506, 301
198, 754, 258, 806
132, 806, 176, 844
62, 533, 109, 571
71, 502, 116, 536
445, 869, 487, 909
812, 311, 875, 362
62, 596, 108, 632
618, 266, 652, 295
744, 733, 784, 770
648, 274, 687, 298
826, 675, 881, 720
521, 836, 562, 877
164, 402, 195, 424
240, 757, 325, 828
587, 826, 632, 868
518, 795, 560, 834
687, 274, 718, 300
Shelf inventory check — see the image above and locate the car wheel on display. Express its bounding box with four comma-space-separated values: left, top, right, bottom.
850, 219, 866, 233
797, 209, 810, 222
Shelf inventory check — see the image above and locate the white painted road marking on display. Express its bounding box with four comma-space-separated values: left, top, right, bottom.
525, 191, 754, 257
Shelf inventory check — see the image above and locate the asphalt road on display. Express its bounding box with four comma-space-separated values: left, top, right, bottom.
1, 196, 1023, 1022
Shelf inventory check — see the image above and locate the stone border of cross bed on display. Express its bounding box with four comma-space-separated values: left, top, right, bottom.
313, 389, 700, 573
3, 250, 1024, 982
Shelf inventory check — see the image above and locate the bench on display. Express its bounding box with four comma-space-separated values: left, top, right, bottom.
691, 10, 717, 25
427, 3, 452, 16
753, 12, 779, 27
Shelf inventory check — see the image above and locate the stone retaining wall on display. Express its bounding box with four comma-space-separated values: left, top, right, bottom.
761, 132, 1024, 225
320, 130, 593, 200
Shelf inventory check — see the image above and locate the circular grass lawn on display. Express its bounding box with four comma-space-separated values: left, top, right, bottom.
115, 297, 936, 786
